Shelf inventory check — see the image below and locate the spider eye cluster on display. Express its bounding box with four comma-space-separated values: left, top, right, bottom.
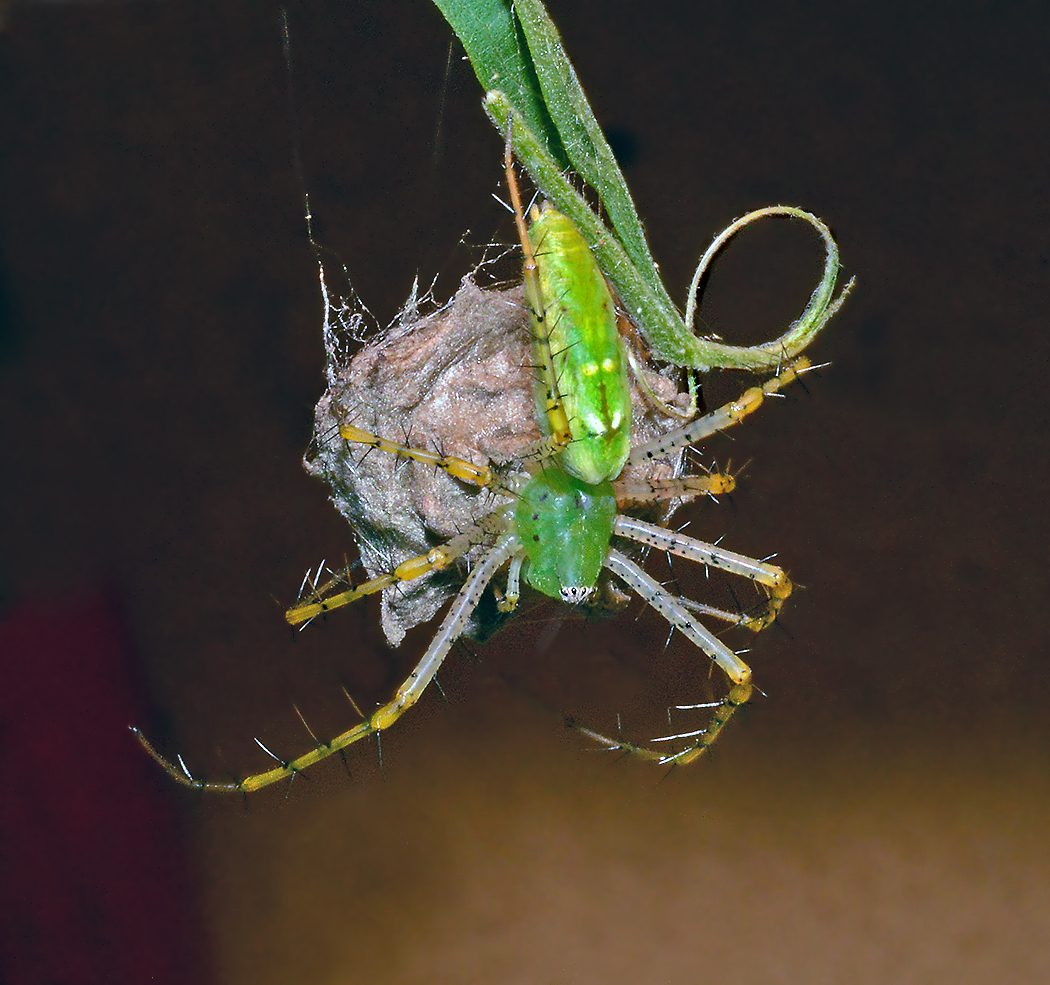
560, 585, 594, 604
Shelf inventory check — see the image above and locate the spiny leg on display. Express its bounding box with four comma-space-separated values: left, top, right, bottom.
337, 422, 498, 488
285, 422, 519, 625
286, 513, 506, 626
613, 516, 792, 631
629, 355, 814, 465
569, 518, 792, 763
579, 548, 753, 766
612, 467, 737, 507
140, 422, 521, 791
134, 534, 521, 792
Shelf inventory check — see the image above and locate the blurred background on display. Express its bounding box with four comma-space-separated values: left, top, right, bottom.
1, 1, 1047, 982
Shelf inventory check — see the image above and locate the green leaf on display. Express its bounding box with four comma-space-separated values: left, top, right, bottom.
429, 0, 566, 169
432, 0, 852, 372
511, 0, 658, 285
483, 92, 684, 363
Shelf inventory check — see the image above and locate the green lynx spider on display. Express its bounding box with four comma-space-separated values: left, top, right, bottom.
135, 136, 841, 792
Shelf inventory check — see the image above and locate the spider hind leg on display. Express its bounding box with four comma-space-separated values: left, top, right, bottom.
564, 515, 792, 766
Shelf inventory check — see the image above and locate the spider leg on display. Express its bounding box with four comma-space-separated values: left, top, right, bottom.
285, 513, 506, 626
496, 554, 525, 613
134, 534, 520, 793
583, 547, 752, 766
613, 516, 791, 631
288, 420, 523, 626
338, 423, 500, 490
612, 470, 736, 507
629, 355, 813, 464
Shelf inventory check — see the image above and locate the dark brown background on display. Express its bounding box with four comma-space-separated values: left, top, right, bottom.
1, 1, 1047, 982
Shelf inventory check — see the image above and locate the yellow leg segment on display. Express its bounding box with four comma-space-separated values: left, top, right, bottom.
613, 470, 736, 507
285, 520, 501, 626
338, 423, 493, 487
134, 535, 520, 793
578, 548, 756, 766
571, 680, 754, 767
629, 356, 812, 464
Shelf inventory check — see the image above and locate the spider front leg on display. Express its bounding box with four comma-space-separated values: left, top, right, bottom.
587, 547, 754, 766
567, 518, 791, 765
135, 533, 520, 792
285, 517, 501, 627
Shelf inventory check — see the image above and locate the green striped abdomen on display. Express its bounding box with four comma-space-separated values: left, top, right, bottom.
529, 206, 632, 484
